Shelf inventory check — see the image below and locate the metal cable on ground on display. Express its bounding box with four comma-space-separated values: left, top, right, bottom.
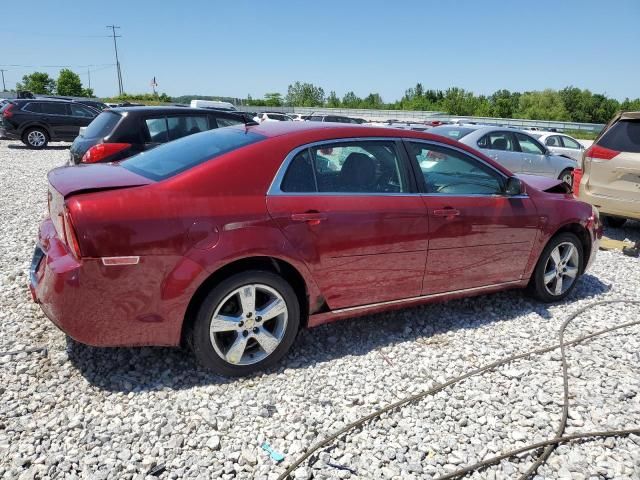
276, 299, 640, 480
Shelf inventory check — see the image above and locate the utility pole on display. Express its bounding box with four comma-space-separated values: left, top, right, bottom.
87, 67, 91, 91
0, 69, 6, 91
106, 25, 123, 95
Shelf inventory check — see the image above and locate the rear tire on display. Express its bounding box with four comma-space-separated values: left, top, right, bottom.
190, 270, 300, 376
603, 216, 626, 228
527, 233, 583, 303
22, 127, 49, 149
558, 168, 573, 187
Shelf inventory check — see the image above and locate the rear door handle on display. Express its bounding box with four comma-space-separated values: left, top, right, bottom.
291, 212, 327, 225
433, 208, 460, 217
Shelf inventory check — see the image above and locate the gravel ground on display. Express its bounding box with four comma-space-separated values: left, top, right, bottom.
1, 138, 639, 480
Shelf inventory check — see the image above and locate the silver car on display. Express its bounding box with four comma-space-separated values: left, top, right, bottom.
429, 125, 578, 185
529, 132, 586, 162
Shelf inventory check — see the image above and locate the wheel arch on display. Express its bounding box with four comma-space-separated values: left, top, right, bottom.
180, 255, 311, 347
20, 122, 52, 139
548, 222, 592, 273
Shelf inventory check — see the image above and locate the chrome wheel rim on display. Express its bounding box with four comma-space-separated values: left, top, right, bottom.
561, 172, 573, 186
543, 242, 579, 296
209, 284, 288, 366
27, 130, 46, 147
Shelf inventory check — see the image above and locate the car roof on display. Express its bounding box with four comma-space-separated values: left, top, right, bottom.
108, 106, 242, 115
14, 98, 71, 104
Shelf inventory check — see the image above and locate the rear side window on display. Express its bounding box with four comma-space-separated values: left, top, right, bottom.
23, 102, 42, 113
122, 127, 265, 181
598, 120, 640, 153
167, 115, 208, 140
280, 141, 408, 194
477, 131, 516, 151
82, 111, 121, 139
40, 103, 68, 115
145, 118, 169, 143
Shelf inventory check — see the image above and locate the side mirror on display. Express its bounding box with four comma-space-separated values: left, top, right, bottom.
505, 177, 524, 196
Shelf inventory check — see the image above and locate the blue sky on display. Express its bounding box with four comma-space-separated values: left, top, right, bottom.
2, 0, 639, 100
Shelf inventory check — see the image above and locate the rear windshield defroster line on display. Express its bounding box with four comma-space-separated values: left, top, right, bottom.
121, 128, 266, 181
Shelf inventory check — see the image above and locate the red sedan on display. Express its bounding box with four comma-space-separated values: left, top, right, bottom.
30, 122, 601, 376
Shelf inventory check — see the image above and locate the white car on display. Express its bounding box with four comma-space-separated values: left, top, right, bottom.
529, 132, 586, 162
253, 112, 293, 123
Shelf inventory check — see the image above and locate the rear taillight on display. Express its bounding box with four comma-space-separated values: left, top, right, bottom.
2, 104, 15, 118
81, 142, 131, 164
62, 206, 82, 259
584, 144, 619, 161
571, 169, 583, 197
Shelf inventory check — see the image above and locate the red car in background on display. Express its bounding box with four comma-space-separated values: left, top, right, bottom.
30, 122, 601, 376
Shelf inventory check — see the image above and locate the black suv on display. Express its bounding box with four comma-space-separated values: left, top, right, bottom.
0, 99, 99, 149
69, 106, 248, 164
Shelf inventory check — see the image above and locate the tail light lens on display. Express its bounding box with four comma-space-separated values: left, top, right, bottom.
571, 169, 583, 197
81, 142, 131, 164
2, 103, 15, 118
584, 144, 619, 161
62, 206, 82, 259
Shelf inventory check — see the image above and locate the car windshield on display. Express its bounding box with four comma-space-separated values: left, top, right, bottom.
82, 111, 122, 139
121, 127, 265, 181
428, 126, 475, 140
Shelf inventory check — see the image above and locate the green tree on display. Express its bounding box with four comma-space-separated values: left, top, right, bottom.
516, 89, 569, 121
490, 89, 519, 118
326, 91, 340, 107
361, 93, 384, 109
341, 91, 361, 108
56, 68, 84, 96
286, 81, 325, 106
16, 72, 56, 94
264, 92, 283, 106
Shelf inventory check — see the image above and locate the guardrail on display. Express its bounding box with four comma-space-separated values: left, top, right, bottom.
237, 106, 605, 133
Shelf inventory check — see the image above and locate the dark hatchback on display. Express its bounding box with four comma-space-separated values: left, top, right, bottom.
0, 99, 99, 149
69, 106, 247, 164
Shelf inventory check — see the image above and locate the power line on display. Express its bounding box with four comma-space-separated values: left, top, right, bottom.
0, 63, 115, 69
106, 25, 124, 95
0, 69, 5, 91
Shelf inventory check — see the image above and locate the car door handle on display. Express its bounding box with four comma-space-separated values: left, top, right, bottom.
433, 208, 460, 217
291, 212, 327, 225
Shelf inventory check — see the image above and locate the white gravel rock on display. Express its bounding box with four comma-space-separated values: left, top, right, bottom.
1, 139, 640, 479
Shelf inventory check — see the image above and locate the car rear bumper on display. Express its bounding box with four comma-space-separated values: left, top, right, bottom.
578, 186, 640, 221
29, 218, 184, 347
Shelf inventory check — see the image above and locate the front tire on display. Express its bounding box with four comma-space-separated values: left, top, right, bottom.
190, 270, 300, 376
527, 233, 583, 302
22, 127, 49, 149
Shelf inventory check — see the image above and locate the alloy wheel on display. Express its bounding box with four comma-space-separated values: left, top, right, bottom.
209, 284, 288, 365
543, 242, 579, 296
27, 130, 46, 147
561, 172, 573, 186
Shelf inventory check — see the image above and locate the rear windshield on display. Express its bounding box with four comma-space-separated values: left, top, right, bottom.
82, 111, 121, 139
428, 126, 475, 140
598, 120, 640, 153
121, 127, 265, 181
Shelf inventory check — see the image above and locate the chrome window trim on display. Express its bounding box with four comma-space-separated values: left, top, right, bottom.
267, 136, 528, 199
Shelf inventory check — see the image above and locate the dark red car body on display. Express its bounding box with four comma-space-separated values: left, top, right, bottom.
30, 122, 601, 347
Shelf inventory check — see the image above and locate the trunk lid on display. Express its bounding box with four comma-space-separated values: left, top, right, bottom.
47, 164, 153, 198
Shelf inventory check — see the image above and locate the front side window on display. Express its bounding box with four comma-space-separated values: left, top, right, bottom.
560, 136, 581, 149
40, 103, 69, 115
515, 132, 545, 154
167, 115, 208, 140
477, 131, 516, 151
406, 142, 504, 195
280, 141, 408, 194
144, 117, 169, 143
215, 116, 244, 128
122, 127, 265, 181
70, 104, 96, 118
